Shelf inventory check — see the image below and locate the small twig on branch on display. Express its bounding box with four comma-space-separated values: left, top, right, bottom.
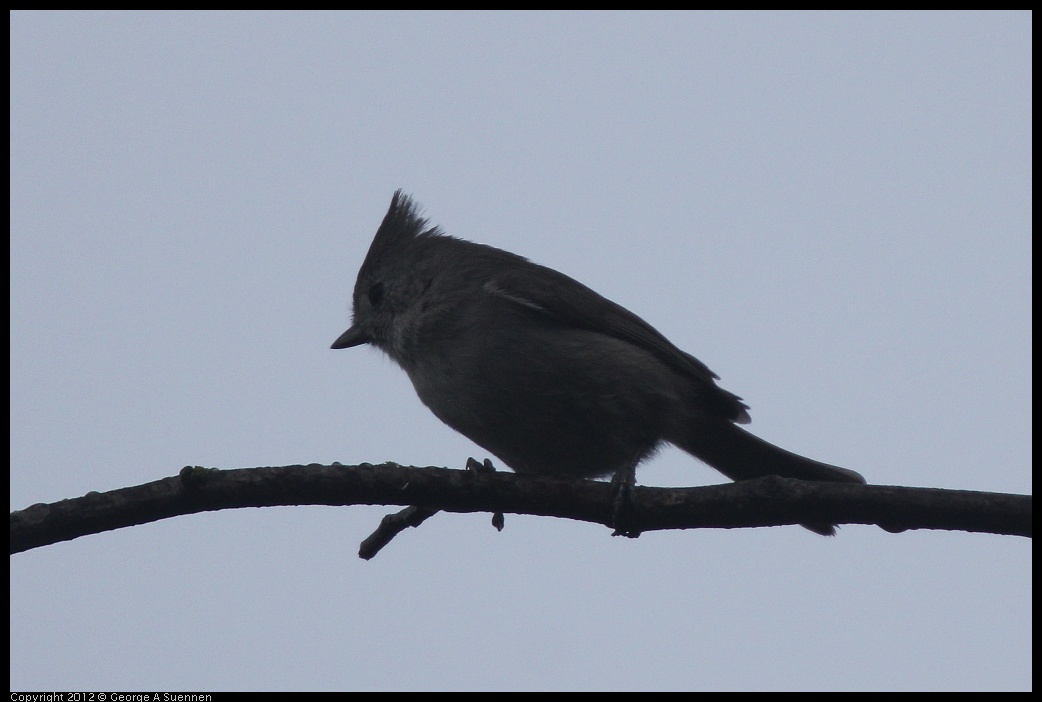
358, 505, 441, 560
357, 457, 504, 559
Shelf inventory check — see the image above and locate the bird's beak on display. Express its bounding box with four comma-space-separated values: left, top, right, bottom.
331, 324, 370, 349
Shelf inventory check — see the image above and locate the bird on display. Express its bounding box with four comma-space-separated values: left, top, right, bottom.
333, 191, 865, 534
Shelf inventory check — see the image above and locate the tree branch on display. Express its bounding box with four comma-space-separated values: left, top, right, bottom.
9, 463, 1031, 557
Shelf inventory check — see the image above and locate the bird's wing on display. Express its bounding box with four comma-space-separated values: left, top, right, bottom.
486, 262, 751, 423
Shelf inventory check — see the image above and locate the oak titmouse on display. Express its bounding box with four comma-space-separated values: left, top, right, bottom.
332, 191, 865, 534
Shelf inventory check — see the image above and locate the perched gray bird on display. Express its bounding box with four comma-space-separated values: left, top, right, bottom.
333, 191, 865, 534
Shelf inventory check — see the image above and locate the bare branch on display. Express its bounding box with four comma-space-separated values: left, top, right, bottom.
9, 463, 1031, 556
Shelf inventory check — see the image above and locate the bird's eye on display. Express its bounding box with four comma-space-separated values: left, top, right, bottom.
368, 282, 385, 307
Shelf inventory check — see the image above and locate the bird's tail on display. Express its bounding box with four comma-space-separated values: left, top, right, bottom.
676, 421, 865, 535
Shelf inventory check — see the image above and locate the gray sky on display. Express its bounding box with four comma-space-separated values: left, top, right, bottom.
10, 11, 1030, 691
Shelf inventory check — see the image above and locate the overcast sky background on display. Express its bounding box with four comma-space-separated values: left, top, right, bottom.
10, 11, 1031, 691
